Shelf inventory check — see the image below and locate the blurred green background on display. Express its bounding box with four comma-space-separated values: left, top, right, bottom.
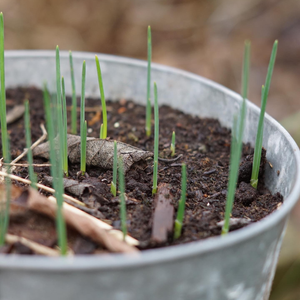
1, 0, 300, 298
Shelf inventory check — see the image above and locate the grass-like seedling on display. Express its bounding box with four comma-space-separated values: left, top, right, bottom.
24, 100, 37, 189
174, 163, 187, 239
170, 131, 175, 156
111, 140, 117, 197
56, 46, 66, 177
118, 157, 127, 240
152, 82, 159, 195
0, 148, 11, 246
100, 123, 103, 139
145, 25, 152, 137
222, 41, 250, 236
61, 76, 68, 176
81, 120, 87, 175
80, 61, 87, 175
250, 41, 278, 189
95, 55, 107, 139
0, 12, 8, 162
0, 13, 12, 246
69, 51, 77, 135
43, 84, 67, 255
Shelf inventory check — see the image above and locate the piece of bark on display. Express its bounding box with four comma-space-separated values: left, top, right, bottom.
7, 104, 25, 124
33, 134, 153, 172
151, 183, 174, 243
11, 187, 139, 253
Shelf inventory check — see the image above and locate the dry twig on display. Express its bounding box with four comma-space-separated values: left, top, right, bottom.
0, 173, 139, 247
7, 105, 25, 124
9, 187, 139, 252
5, 234, 60, 256
11, 123, 48, 165
0, 170, 86, 207
3, 163, 51, 167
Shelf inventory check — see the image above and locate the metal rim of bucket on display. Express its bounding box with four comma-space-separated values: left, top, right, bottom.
1, 50, 300, 271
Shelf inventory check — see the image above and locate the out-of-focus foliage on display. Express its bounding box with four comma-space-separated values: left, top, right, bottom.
2, 0, 300, 120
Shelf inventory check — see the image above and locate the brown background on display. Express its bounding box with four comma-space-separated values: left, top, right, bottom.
1, 0, 300, 298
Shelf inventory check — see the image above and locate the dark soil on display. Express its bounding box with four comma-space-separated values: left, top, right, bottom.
0, 87, 283, 254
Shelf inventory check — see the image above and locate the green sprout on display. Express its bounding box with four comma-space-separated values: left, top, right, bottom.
56, 46, 66, 177
100, 123, 103, 139
24, 100, 37, 188
81, 120, 87, 175
152, 82, 159, 195
222, 41, 251, 236
111, 140, 117, 197
0, 12, 8, 162
250, 41, 278, 189
43, 84, 67, 255
118, 157, 127, 240
174, 163, 187, 239
170, 131, 175, 156
61, 76, 68, 176
0, 146, 11, 246
146, 25, 152, 137
0, 12, 12, 246
80, 61, 87, 175
69, 51, 77, 135
95, 55, 107, 139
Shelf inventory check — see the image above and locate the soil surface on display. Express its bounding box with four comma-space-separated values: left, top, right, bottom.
0, 87, 283, 254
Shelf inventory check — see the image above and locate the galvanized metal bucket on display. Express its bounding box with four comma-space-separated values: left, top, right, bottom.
1, 51, 299, 300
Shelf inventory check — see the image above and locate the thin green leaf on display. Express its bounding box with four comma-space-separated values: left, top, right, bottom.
222, 41, 250, 235
251, 41, 278, 188
81, 120, 87, 175
152, 160, 158, 195
62, 76, 68, 176
111, 140, 117, 197
100, 123, 103, 139
95, 55, 107, 139
174, 163, 187, 239
80, 61, 86, 174
0, 158, 11, 246
118, 157, 127, 239
146, 25, 152, 137
152, 82, 159, 195
0, 13, 11, 246
170, 131, 175, 156
69, 51, 77, 135
43, 83, 67, 255
24, 100, 37, 189
56, 46, 66, 177
0, 12, 8, 161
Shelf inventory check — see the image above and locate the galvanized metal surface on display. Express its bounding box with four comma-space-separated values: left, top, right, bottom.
0, 51, 300, 300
